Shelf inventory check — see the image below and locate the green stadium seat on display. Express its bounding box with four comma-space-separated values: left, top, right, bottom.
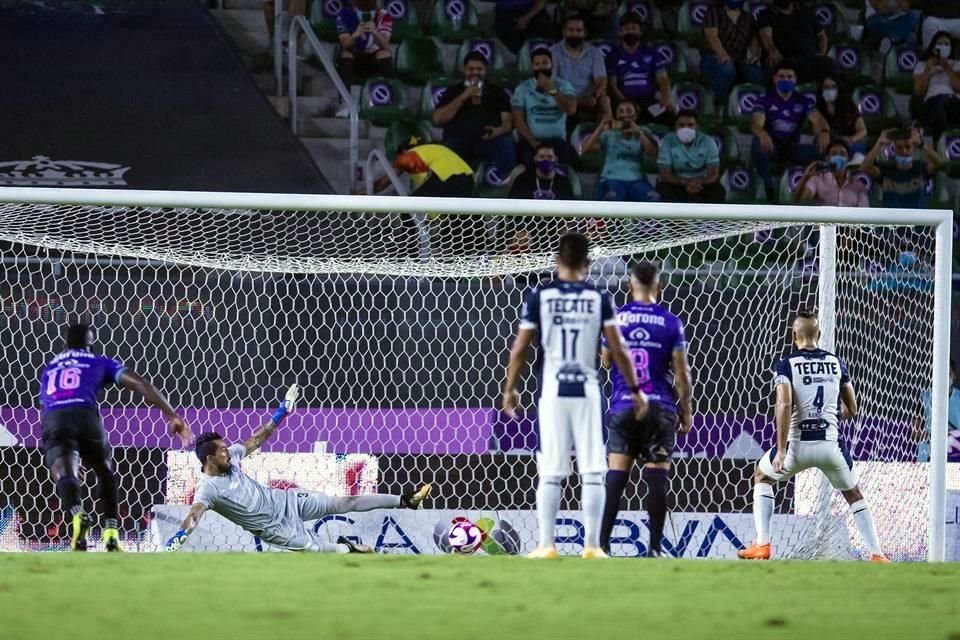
651, 41, 692, 83
618, 1, 666, 40
396, 38, 444, 86
811, 3, 847, 41
309, 0, 344, 42
456, 38, 513, 84
726, 83, 766, 133
676, 0, 714, 48
382, 0, 421, 42
419, 77, 460, 119
672, 82, 716, 126
721, 165, 766, 204
937, 129, 960, 179
829, 43, 873, 87
517, 38, 554, 76
926, 174, 955, 211
570, 122, 604, 173
384, 120, 433, 158
778, 165, 807, 204
590, 39, 616, 65
851, 171, 882, 207
557, 164, 584, 199
429, 0, 481, 44
797, 83, 818, 135
853, 86, 899, 133
474, 161, 509, 197
882, 46, 921, 95
359, 77, 414, 126
705, 125, 740, 171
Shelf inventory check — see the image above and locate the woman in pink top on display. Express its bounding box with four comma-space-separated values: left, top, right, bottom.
792, 140, 870, 207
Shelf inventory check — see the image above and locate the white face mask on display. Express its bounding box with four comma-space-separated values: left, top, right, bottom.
822, 88, 838, 103
676, 127, 696, 144
936, 43, 952, 58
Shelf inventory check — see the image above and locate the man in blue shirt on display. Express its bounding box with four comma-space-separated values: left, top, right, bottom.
913, 360, 960, 463
750, 62, 827, 200
861, 127, 944, 209
606, 13, 674, 127
512, 48, 579, 168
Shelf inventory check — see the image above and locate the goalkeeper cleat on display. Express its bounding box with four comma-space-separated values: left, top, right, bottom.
871, 554, 891, 564
527, 546, 558, 559
581, 546, 608, 559
736, 542, 771, 560
103, 528, 123, 552
401, 483, 432, 510
337, 536, 375, 554
647, 549, 673, 559
70, 513, 92, 552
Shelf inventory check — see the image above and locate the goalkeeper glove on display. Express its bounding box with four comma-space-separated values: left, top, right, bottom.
271, 384, 300, 425
165, 530, 188, 552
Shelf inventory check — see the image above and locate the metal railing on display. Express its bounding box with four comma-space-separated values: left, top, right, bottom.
364, 149, 431, 259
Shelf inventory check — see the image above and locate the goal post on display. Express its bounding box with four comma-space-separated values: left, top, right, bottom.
0, 187, 951, 561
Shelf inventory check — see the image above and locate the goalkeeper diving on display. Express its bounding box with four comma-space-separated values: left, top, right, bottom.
166, 385, 432, 553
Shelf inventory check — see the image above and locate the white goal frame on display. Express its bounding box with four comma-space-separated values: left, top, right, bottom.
0, 187, 952, 562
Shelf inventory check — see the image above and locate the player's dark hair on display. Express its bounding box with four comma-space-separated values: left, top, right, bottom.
556, 232, 590, 269
463, 50, 488, 67
773, 61, 797, 77
561, 11, 585, 28
675, 108, 698, 122
619, 12, 643, 28
794, 310, 817, 321
631, 261, 660, 288
65, 323, 91, 350
530, 47, 552, 62
534, 141, 556, 155
195, 432, 223, 464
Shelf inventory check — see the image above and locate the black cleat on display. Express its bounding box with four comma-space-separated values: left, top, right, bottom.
337, 536, 375, 554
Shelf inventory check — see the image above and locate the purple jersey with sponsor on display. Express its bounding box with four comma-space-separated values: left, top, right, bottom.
754, 91, 813, 144
608, 301, 685, 413
39, 349, 127, 412
607, 45, 666, 102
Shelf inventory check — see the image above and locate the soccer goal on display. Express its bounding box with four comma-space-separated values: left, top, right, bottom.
0, 187, 951, 561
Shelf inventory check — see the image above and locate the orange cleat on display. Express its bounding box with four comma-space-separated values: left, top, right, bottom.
527, 546, 559, 559
581, 546, 609, 559
737, 542, 771, 560
870, 554, 891, 563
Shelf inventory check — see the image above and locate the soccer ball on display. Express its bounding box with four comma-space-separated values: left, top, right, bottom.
447, 518, 484, 555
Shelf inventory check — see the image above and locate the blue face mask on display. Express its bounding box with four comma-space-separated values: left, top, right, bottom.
776, 79, 796, 94
725, 0, 744, 8
895, 154, 913, 165
535, 159, 556, 174
829, 155, 847, 170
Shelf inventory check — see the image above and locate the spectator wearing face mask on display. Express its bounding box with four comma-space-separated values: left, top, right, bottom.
792, 140, 869, 206
862, 127, 944, 208
913, 32, 960, 142
579, 101, 660, 202
508, 143, 576, 200
814, 75, 868, 156
512, 49, 580, 168
607, 13, 674, 127
550, 13, 611, 129
757, 0, 836, 82
864, 0, 921, 50
656, 109, 725, 203
702, 0, 765, 109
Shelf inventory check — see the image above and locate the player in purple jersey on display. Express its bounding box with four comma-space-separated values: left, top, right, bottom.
599, 262, 692, 557
39, 323, 192, 551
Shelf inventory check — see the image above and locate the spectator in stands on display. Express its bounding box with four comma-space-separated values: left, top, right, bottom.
508, 142, 576, 199
913, 32, 960, 142
814, 75, 868, 156
336, 0, 393, 115
792, 140, 869, 206
433, 52, 516, 176
757, 0, 836, 83
496, 0, 556, 54
656, 109, 725, 203
702, 0, 765, 109
370, 137, 474, 196
564, 0, 619, 42
921, 4, 960, 52
862, 127, 944, 208
751, 63, 828, 200
550, 13, 611, 128
607, 13, 673, 126
913, 360, 960, 463
580, 101, 659, 202
864, 0, 921, 49
512, 49, 579, 167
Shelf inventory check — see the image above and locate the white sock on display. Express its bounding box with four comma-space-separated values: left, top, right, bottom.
754, 483, 775, 545
537, 477, 563, 548
581, 473, 604, 549
850, 499, 883, 555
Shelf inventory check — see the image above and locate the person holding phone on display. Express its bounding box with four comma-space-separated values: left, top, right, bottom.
913, 31, 960, 142
862, 127, 944, 208
792, 140, 869, 206
335, 0, 394, 116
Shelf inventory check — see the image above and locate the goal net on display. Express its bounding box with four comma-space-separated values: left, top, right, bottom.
0, 192, 949, 560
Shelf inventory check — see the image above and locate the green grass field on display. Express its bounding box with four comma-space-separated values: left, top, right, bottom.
2, 554, 959, 640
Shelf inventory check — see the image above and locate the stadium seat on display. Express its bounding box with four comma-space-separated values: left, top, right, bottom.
474, 161, 509, 197
382, 0, 422, 42
676, 0, 713, 48
309, 0, 344, 42
721, 164, 766, 204
651, 41, 692, 83
640, 123, 671, 173
936, 129, 960, 179
853, 86, 899, 133
618, 1, 666, 40
811, 3, 846, 41
517, 38, 554, 76
797, 83, 818, 134
777, 165, 807, 204
556, 164, 584, 199
726, 83, 766, 133
705, 125, 740, 171
590, 39, 616, 65
418, 77, 459, 119
429, 0, 481, 44
927, 174, 956, 211
456, 38, 513, 84
851, 171, 883, 207
570, 122, 604, 173
359, 77, 414, 126
672, 82, 716, 126
882, 46, 921, 95
384, 120, 433, 158
396, 37, 444, 85
829, 43, 873, 87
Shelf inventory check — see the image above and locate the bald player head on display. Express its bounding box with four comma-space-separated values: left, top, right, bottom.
792, 311, 820, 348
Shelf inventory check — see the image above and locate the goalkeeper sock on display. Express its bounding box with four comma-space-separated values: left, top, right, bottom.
536, 477, 562, 548
600, 470, 629, 552
849, 499, 883, 555
56, 476, 82, 521
642, 467, 669, 554
581, 472, 604, 549
754, 483, 775, 546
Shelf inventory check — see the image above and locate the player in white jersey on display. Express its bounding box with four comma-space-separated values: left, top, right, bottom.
738, 312, 889, 562
502, 233, 648, 559
165, 385, 432, 553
